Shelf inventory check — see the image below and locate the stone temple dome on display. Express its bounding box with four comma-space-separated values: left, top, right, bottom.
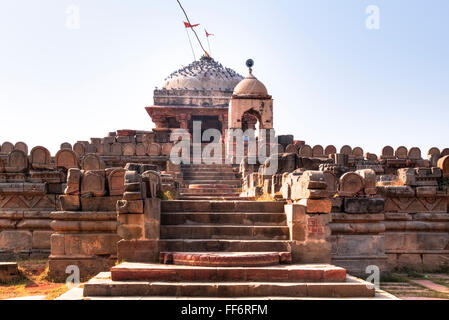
162, 55, 243, 91
233, 69, 269, 98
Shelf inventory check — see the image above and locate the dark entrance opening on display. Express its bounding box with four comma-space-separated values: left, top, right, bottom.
189, 116, 223, 143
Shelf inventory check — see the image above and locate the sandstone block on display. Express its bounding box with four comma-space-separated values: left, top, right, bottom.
438, 156, 449, 178
344, 198, 385, 214
32, 230, 53, 249
80, 196, 121, 212
117, 200, 144, 214
117, 224, 144, 241
65, 168, 81, 195
59, 195, 81, 211
0, 230, 32, 251
5, 150, 28, 173
339, 172, 364, 197
81, 171, 106, 197
298, 199, 332, 214
30, 146, 53, 170
55, 149, 79, 170
81, 154, 105, 171
108, 168, 125, 196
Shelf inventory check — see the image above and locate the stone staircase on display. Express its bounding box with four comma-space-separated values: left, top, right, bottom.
179, 164, 248, 200
83, 200, 379, 299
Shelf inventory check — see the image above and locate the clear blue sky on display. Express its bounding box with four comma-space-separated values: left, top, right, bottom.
1, 0, 448, 155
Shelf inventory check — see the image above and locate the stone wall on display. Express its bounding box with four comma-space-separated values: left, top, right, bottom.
0, 143, 64, 259
241, 145, 449, 274
48, 162, 165, 280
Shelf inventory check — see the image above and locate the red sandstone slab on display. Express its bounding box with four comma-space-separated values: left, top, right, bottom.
160, 252, 288, 267
111, 263, 347, 283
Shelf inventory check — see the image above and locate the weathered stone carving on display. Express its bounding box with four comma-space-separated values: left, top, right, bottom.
81, 154, 105, 171
5, 150, 28, 173
55, 149, 79, 170
339, 172, 364, 197
81, 171, 106, 197
108, 168, 126, 196
30, 146, 53, 170
14, 142, 28, 155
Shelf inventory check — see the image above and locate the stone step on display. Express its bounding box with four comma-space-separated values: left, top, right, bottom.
178, 196, 255, 201
159, 239, 291, 253
178, 195, 242, 200
182, 168, 236, 173
183, 180, 241, 186
161, 200, 285, 213
182, 173, 240, 179
180, 189, 240, 195
111, 263, 346, 282
160, 252, 290, 267
84, 274, 375, 298
160, 225, 290, 240
161, 212, 287, 226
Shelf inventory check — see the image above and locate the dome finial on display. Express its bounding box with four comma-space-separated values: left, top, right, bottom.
246, 59, 254, 75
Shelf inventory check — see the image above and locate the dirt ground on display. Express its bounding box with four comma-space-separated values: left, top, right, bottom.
0, 259, 69, 300
381, 270, 449, 300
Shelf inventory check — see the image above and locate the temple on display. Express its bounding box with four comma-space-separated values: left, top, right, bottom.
1, 54, 448, 300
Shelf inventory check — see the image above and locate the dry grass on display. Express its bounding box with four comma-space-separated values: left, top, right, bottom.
0, 259, 69, 300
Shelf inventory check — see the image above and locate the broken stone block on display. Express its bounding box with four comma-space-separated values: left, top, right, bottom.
323, 171, 337, 193
298, 199, 332, 214
81, 171, 106, 197
356, 169, 376, 195
30, 146, 53, 170
339, 172, 364, 197
117, 200, 144, 214
59, 195, 81, 211
344, 198, 385, 213
65, 168, 81, 195
73, 142, 86, 156
55, 149, 79, 170
398, 168, 416, 186
5, 150, 28, 173
142, 170, 161, 198
81, 154, 105, 171
108, 168, 125, 196
438, 156, 449, 178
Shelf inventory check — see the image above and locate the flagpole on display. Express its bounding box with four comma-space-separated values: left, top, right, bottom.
206, 32, 212, 56
185, 27, 196, 61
